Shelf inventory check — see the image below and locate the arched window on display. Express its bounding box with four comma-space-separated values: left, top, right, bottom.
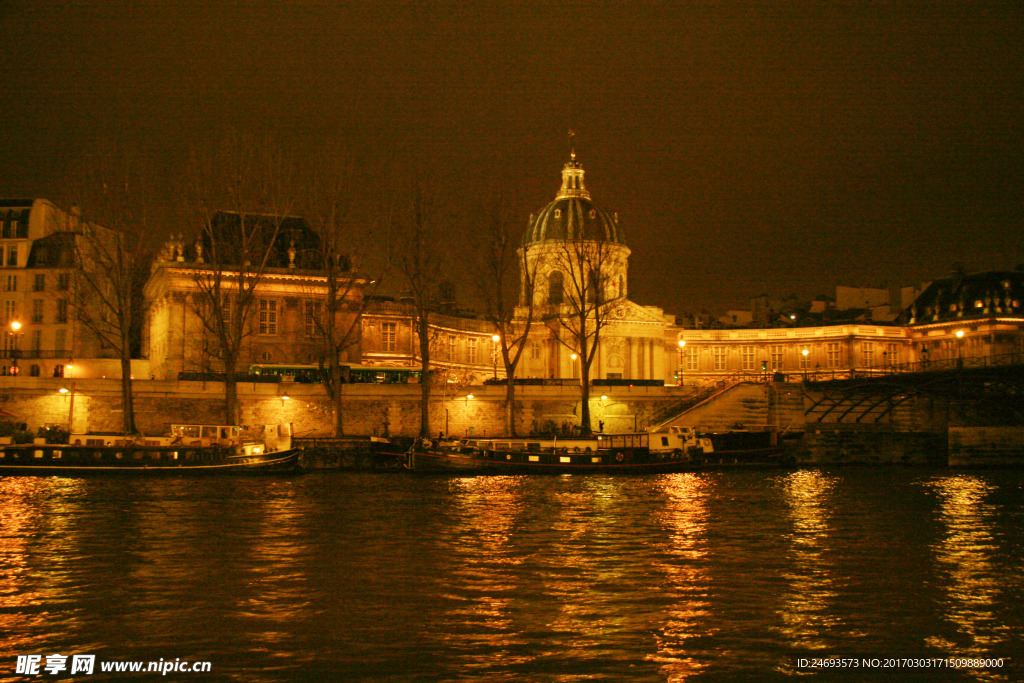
548, 271, 564, 305
587, 269, 603, 304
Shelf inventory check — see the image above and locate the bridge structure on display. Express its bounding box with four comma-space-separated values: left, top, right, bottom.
803, 352, 1024, 426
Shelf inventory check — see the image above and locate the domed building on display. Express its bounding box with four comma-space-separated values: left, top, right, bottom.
514, 153, 675, 382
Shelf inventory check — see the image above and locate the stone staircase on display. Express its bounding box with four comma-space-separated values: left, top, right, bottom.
657, 382, 807, 433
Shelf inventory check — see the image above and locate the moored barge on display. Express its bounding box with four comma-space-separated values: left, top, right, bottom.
0, 423, 300, 475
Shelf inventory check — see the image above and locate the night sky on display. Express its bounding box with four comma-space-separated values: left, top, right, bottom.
2, 1, 1023, 315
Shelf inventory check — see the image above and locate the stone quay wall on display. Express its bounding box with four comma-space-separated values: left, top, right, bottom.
0, 378, 691, 438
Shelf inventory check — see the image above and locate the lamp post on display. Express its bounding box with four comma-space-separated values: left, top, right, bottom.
801, 348, 809, 380
491, 333, 500, 379
955, 329, 965, 369
570, 352, 578, 381
8, 320, 22, 375
59, 383, 76, 436
677, 339, 686, 386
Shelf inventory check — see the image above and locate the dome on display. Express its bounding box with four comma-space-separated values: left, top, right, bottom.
522, 158, 625, 247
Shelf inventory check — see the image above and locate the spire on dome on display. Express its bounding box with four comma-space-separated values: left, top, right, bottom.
556, 130, 590, 200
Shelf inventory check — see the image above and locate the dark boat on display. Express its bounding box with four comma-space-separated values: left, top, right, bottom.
396, 431, 788, 474
0, 423, 301, 475
705, 429, 788, 463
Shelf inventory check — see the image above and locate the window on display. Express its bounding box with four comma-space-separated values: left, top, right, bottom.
304, 300, 321, 337
862, 342, 874, 367
826, 342, 841, 368
530, 342, 541, 359
885, 342, 900, 366
587, 270, 601, 303
685, 345, 699, 371
741, 346, 755, 371
6, 246, 16, 267
381, 322, 397, 352
33, 274, 44, 291
770, 345, 784, 371
4, 275, 15, 292
4, 299, 16, 322
56, 299, 68, 323
219, 298, 232, 330
29, 364, 40, 377
448, 335, 456, 362
31, 299, 43, 323
467, 337, 478, 364
55, 329, 66, 354
258, 299, 278, 334
548, 271, 564, 305
31, 330, 41, 354
713, 346, 727, 371
57, 273, 70, 291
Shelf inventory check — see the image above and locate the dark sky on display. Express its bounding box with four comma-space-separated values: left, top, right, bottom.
2, 1, 1023, 314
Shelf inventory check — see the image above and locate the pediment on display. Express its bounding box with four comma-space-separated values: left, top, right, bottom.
601, 298, 667, 324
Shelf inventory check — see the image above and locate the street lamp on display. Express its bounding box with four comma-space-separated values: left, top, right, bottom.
59, 383, 76, 436
491, 333, 500, 379
570, 352, 578, 380
677, 339, 686, 386
955, 329, 965, 368
801, 348, 809, 380
8, 320, 22, 375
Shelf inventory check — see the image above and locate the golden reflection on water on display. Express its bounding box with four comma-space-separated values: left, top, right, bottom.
925, 475, 1002, 658
440, 476, 530, 668
777, 469, 841, 650
647, 473, 712, 680
0, 477, 92, 657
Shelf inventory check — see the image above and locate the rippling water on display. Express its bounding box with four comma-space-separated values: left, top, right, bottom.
1, 469, 1022, 681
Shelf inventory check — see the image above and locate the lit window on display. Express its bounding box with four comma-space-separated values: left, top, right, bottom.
741, 346, 755, 371
713, 346, 727, 371
304, 300, 321, 337
685, 346, 699, 371
826, 342, 841, 368
862, 341, 874, 367
258, 299, 278, 334
770, 345, 784, 371
382, 322, 397, 352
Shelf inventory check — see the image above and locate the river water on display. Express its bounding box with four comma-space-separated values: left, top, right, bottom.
1, 468, 1022, 681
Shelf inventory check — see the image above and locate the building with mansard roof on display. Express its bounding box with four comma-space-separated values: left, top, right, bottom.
0, 199, 128, 379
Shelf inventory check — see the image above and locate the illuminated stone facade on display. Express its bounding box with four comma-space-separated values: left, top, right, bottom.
0, 199, 124, 379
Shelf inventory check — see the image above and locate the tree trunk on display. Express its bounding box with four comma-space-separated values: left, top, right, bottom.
333, 380, 345, 437
119, 356, 136, 434
579, 362, 592, 435
224, 355, 239, 425
418, 322, 432, 437
505, 379, 517, 437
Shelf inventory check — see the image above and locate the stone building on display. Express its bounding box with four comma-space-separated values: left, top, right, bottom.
145, 212, 366, 379
0, 199, 124, 379
513, 153, 675, 382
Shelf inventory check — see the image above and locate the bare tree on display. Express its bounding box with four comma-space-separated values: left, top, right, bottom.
179, 135, 299, 425
389, 182, 445, 437
61, 145, 158, 434
471, 191, 537, 436
544, 235, 619, 435
298, 150, 382, 437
